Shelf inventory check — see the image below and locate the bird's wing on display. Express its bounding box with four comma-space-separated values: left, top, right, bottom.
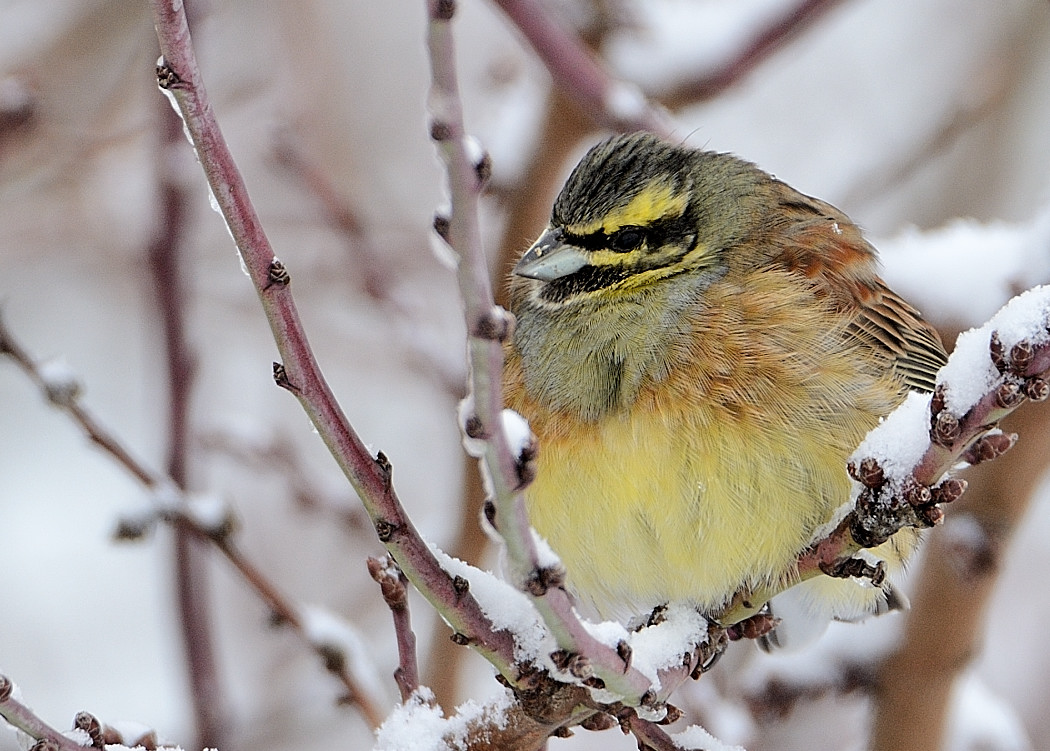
849, 280, 947, 393
768, 188, 948, 393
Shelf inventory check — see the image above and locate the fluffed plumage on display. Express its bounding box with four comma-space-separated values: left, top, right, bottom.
503, 133, 947, 636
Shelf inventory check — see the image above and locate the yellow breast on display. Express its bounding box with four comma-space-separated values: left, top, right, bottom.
524, 393, 857, 617
505, 270, 904, 620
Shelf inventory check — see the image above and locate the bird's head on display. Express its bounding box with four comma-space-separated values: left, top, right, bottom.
514, 132, 768, 307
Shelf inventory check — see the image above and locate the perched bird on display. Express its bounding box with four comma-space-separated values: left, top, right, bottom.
502, 132, 947, 642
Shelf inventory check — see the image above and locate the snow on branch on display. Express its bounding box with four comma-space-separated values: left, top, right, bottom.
145, 0, 1050, 748
425, 0, 698, 699
423, 3, 727, 748
0, 675, 93, 751
146, 0, 523, 686
0, 676, 164, 750
724, 285, 1050, 623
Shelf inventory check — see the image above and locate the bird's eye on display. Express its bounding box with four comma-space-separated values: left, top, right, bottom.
609, 227, 646, 252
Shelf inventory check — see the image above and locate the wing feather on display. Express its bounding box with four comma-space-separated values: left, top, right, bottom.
767, 184, 948, 393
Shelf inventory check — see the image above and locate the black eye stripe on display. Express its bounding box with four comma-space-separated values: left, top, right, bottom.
562, 229, 614, 251
563, 213, 693, 254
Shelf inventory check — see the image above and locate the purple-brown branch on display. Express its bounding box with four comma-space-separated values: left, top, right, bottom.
0, 681, 166, 751
658, 0, 849, 106
0, 314, 385, 729
146, 1, 1050, 747
146, 0, 520, 683
368, 555, 421, 703
489, 0, 674, 136
0, 676, 87, 751
272, 131, 467, 397
628, 716, 687, 751
147, 31, 227, 745
723, 291, 1050, 623
491, 0, 848, 136
198, 427, 370, 532
426, 0, 675, 709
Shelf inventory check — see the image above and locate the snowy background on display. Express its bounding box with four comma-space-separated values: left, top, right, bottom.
2, 1, 1050, 749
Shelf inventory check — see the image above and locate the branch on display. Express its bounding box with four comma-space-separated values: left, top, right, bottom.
492, 0, 848, 135
426, 0, 683, 710
722, 285, 1050, 623
870, 388, 1050, 750
0, 314, 385, 729
198, 425, 370, 532
146, 0, 520, 680
426, 10, 604, 712
147, 34, 227, 746
657, 0, 849, 108
272, 131, 467, 397
368, 555, 421, 703
489, 0, 674, 136
0, 676, 88, 751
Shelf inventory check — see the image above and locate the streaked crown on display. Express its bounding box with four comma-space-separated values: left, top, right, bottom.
514, 133, 769, 304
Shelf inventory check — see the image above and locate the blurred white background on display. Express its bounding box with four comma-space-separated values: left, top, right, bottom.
2, 1, 1049, 749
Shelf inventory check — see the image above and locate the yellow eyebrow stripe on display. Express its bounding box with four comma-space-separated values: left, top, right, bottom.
569, 184, 688, 235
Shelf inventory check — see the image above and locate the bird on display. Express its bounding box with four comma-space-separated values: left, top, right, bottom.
502, 132, 947, 643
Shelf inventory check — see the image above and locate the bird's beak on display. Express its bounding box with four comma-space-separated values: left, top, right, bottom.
513, 228, 588, 281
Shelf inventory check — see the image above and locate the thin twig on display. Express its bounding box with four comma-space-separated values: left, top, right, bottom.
147, 31, 228, 746
658, 0, 849, 107
492, 0, 847, 135
271, 131, 394, 305
489, 0, 674, 136
721, 289, 1050, 623
425, 0, 665, 707
743, 660, 876, 722
0, 314, 386, 729
841, 61, 1010, 208
368, 555, 421, 703
870, 398, 1050, 751
198, 427, 369, 532
425, 28, 600, 716
272, 130, 467, 397
627, 715, 682, 751
0, 675, 93, 751
146, 0, 519, 680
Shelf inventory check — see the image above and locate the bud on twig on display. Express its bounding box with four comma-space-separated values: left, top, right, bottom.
1009, 339, 1034, 373
930, 383, 948, 415
429, 120, 453, 142
432, 214, 450, 242
155, 61, 182, 89
581, 712, 617, 731
616, 640, 632, 670
963, 432, 1017, 465
524, 564, 566, 596
932, 477, 967, 505
848, 457, 885, 488
989, 331, 1006, 373
472, 307, 514, 342
902, 480, 932, 507
1023, 376, 1049, 401
266, 258, 290, 288
931, 410, 960, 447
995, 381, 1024, 409
433, 0, 456, 20
657, 704, 683, 726
73, 711, 104, 749
917, 504, 945, 526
